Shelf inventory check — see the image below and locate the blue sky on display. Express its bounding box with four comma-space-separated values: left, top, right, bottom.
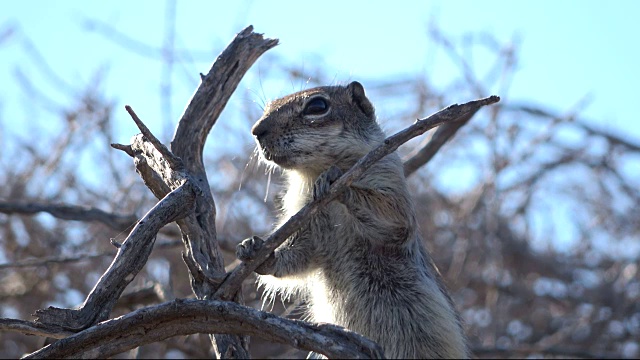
1, 0, 639, 142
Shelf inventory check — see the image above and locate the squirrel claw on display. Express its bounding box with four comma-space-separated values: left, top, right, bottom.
313, 165, 343, 200
236, 236, 264, 261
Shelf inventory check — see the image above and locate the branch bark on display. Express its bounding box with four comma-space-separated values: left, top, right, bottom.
108, 26, 278, 358
165, 25, 278, 298
21, 299, 383, 359
0, 318, 73, 339
165, 25, 277, 358
33, 182, 195, 331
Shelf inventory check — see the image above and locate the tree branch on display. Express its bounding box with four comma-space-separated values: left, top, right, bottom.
402, 104, 487, 176
21, 299, 383, 359
161, 26, 277, 358
0, 318, 73, 339
171, 26, 279, 168
216, 95, 500, 300
0, 240, 182, 270
33, 182, 195, 331
109, 25, 278, 358
0, 201, 138, 232
508, 103, 640, 152
125, 105, 184, 171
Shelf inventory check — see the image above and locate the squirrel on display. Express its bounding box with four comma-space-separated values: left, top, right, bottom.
237, 81, 468, 358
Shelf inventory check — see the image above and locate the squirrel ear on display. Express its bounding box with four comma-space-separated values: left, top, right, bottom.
347, 81, 375, 119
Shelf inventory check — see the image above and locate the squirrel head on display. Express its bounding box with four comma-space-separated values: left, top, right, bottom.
252, 81, 384, 175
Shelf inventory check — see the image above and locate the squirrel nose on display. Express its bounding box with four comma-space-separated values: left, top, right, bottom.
251, 120, 269, 140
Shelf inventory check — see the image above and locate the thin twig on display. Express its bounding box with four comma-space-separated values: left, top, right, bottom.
110, 143, 135, 157
508, 103, 640, 152
403, 105, 485, 176
124, 105, 183, 170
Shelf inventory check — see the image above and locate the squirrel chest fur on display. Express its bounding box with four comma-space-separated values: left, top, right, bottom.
237, 81, 468, 358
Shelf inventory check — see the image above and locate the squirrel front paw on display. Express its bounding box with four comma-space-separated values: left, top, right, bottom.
313, 165, 343, 201
236, 236, 264, 261
236, 236, 277, 275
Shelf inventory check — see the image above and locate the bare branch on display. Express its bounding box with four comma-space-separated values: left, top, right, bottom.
21, 299, 384, 359
110, 142, 135, 157
403, 104, 487, 176
171, 25, 279, 171
33, 182, 195, 331
0, 318, 73, 340
112, 25, 278, 358
125, 105, 183, 170
0, 201, 138, 232
0, 240, 182, 270
509, 103, 640, 152
216, 95, 500, 300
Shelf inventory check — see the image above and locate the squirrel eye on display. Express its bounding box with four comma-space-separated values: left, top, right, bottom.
303, 97, 329, 116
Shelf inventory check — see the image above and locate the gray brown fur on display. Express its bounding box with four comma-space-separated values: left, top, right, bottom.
238, 81, 468, 358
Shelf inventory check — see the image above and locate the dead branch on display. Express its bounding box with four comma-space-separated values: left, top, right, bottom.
170, 25, 277, 357
0, 201, 138, 232
107, 25, 278, 358
508, 103, 640, 152
21, 299, 383, 359
0, 240, 182, 270
403, 104, 488, 176
33, 183, 195, 331
0, 318, 74, 339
